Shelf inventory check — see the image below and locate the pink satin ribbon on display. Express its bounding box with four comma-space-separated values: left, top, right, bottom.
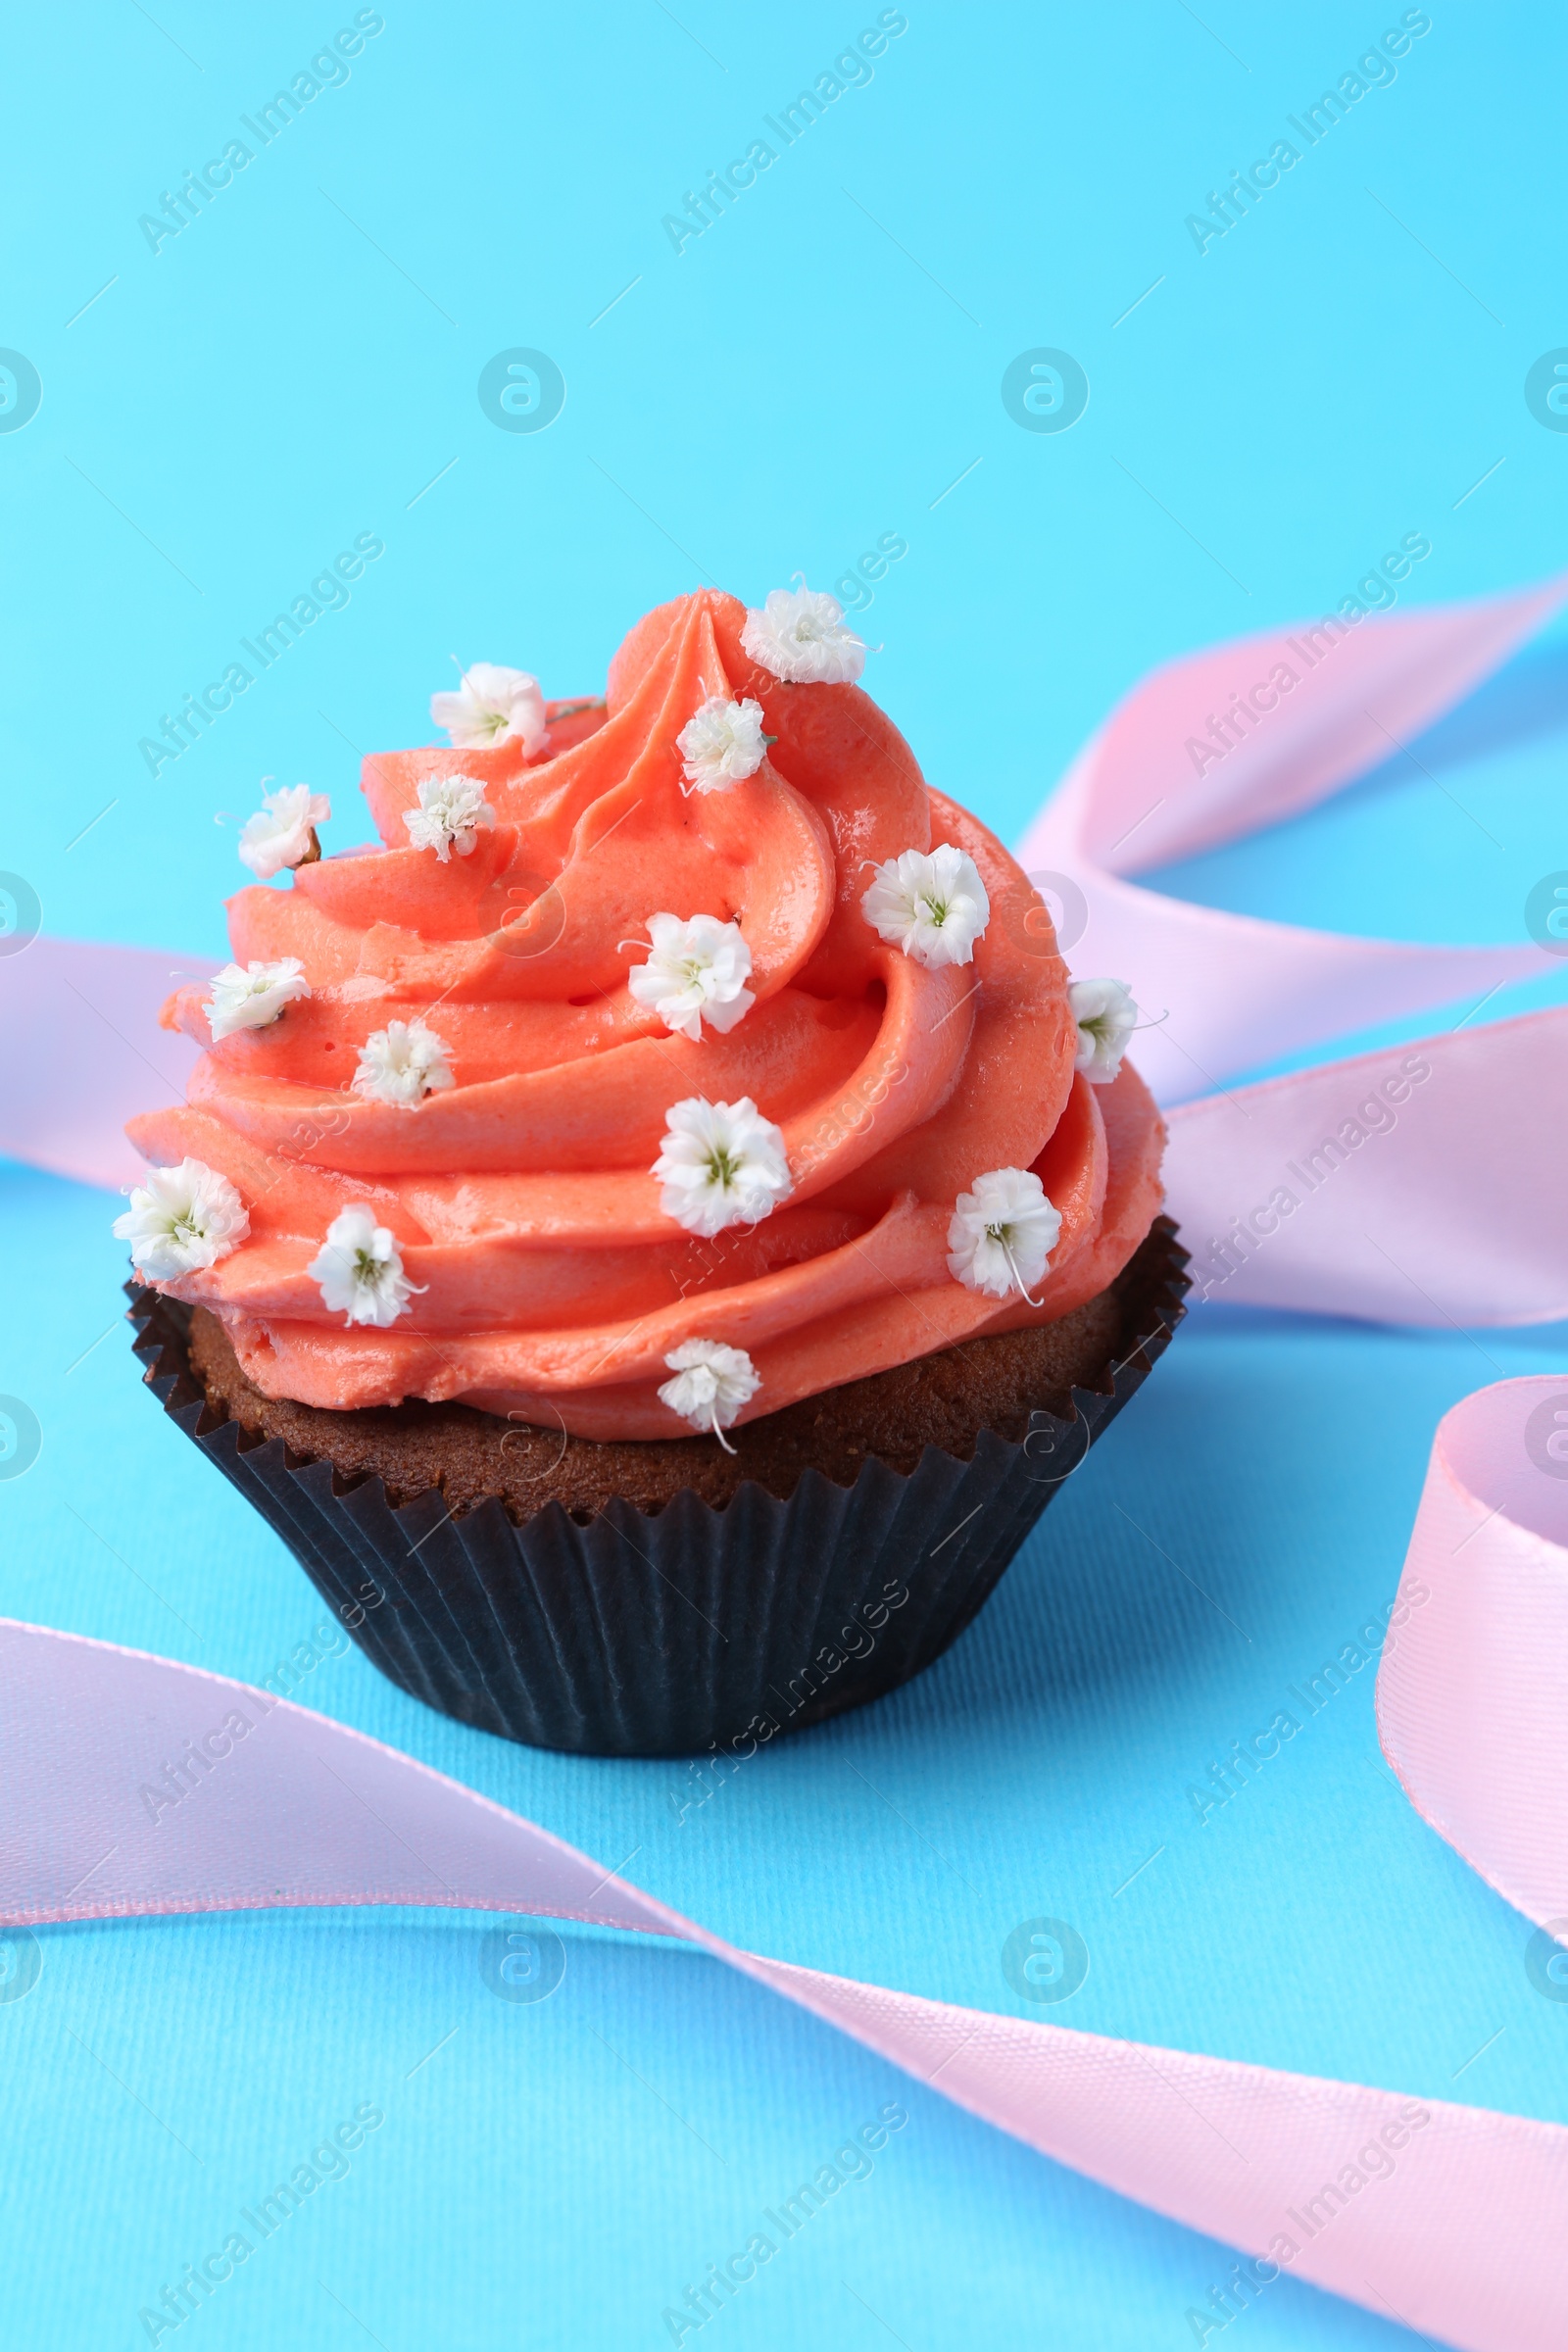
1162, 1008, 1568, 1325
1, 933, 205, 1194
8, 583, 1568, 2347
1012, 570, 1568, 1330
3, 1380, 1565, 2352
1379, 1379, 1568, 1933
1015, 573, 1566, 1107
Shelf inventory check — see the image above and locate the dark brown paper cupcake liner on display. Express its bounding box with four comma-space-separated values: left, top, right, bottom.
125, 1219, 1188, 1757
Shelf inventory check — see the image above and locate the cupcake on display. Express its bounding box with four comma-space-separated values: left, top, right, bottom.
121, 586, 1185, 1755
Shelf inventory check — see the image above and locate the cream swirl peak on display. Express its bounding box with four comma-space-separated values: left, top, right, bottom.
124, 588, 1165, 1437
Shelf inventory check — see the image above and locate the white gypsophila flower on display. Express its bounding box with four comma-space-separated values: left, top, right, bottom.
740, 584, 866, 685
675, 696, 770, 793
430, 662, 547, 755
1068, 976, 1139, 1084
238, 783, 331, 880
204, 957, 311, 1042
947, 1166, 1062, 1305
627, 912, 755, 1043
403, 772, 498, 863
308, 1203, 417, 1328
658, 1338, 760, 1451
860, 843, 990, 970
113, 1157, 250, 1281
351, 1018, 455, 1106
653, 1096, 792, 1237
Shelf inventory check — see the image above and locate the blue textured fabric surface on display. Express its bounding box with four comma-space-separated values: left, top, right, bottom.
2, 6, 1566, 2345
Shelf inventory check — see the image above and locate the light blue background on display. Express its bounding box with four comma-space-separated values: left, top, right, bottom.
3, 5, 1566, 2346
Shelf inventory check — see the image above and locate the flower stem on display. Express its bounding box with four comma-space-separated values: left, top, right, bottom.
1003, 1237, 1044, 1309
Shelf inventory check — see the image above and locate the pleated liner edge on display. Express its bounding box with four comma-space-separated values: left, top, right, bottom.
125, 1218, 1189, 1757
